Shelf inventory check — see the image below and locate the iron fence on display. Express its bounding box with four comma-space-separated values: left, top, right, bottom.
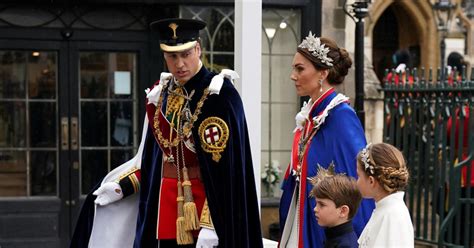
383, 67, 474, 247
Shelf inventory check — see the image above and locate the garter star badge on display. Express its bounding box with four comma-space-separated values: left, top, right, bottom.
198, 117, 229, 162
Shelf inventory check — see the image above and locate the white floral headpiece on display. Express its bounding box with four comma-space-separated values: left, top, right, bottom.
360, 143, 375, 175
298, 31, 334, 67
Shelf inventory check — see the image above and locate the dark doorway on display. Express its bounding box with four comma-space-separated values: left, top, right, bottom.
372, 3, 422, 82
372, 6, 399, 82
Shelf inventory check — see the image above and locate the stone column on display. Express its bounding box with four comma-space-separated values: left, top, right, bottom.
235, 0, 262, 205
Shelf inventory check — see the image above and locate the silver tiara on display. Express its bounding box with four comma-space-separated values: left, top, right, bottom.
361, 143, 375, 175
298, 31, 334, 67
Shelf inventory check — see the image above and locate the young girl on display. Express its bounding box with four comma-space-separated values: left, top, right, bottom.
356, 143, 414, 248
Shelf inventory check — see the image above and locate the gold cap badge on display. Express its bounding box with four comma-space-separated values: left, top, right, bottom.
169, 23, 178, 40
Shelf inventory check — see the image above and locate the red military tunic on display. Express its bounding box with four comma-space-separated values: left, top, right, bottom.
145, 81, 207, 240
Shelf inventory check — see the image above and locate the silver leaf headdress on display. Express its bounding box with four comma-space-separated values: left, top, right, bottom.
298, 31, 334, 67
360, 143, 375, 175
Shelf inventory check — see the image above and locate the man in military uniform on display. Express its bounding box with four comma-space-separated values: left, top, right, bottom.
71, 18, 263, 248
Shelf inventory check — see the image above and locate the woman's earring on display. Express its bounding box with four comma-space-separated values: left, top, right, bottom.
319, 79, 323, 92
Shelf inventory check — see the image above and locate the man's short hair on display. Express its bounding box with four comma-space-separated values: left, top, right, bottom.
310, 174, 362, 220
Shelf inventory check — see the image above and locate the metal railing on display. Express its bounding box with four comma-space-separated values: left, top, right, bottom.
382, 67, 474, 247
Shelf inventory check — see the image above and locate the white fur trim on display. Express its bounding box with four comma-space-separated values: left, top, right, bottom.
209, 69, 239, 95
293, 100, 312, 133
146, 73, 172, 106
312, 94, 349, 130
293, 93, 349, 132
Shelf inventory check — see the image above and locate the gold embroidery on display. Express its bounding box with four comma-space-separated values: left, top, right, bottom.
166, 87, 185, 116
153, 84, 210, 148
198, 117, 229, 162
199, 199, 214, 229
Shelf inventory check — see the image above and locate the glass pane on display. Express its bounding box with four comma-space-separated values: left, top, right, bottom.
262, 30, 270, 54
79, 51, 137, 195
263, 151, 289, 197
81, 150, 108, 194
271, 103, 297, 150
0, 7, 58, 27
80, 52, 136, 99
112, 53, 135, 99
0, 51, 26, 98
180, 6, 234, 53
270, 10, 300, 54
271, 55, 297, 103
30, 151, 56, 196
111, 149, 133, 170
272, 27, 299, 54
180, 6, 235, 73
212, 55, 233, 71
81, 9, 140, 30
261, 151, 269, 169
261, 9, 301, 197
111, 102, 133, 147
202, 54, 212, 71
0, 101, 26, 148
261, 103, 269, 151
81, 102, 107, 146
213, 20, 234, 52
262, 55, 270, 102
30, 102, 56, 147
0, 151, 27, 196
80, 53, 108, 99
0, 50, 58, 197
28, 51, 57, 99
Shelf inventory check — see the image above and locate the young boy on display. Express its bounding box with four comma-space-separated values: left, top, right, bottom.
310, 165, 363, 248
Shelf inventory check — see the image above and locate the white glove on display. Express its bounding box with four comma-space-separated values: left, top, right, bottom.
93, 181, 123, 206
196, 227, 219, 248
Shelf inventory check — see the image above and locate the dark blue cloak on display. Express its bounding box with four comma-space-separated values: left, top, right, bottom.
71, 66, 263, 248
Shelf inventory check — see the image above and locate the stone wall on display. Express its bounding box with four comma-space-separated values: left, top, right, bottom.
322, 0, 384, 142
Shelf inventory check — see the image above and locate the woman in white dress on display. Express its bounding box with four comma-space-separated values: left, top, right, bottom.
356, 143, 414, 248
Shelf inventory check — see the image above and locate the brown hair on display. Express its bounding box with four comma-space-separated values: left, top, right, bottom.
357, 143, 410, 193
310, 174, 362, 220
297, 37, 352, 85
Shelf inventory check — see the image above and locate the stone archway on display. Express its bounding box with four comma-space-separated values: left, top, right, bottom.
368, 0, 439, 79
455, 9, 474, 70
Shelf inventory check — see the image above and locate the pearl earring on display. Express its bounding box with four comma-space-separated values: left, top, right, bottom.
319, 79, 323, 92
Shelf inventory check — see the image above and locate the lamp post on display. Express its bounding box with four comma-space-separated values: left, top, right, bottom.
431, 0, 456, 80
344, 0, 371, 129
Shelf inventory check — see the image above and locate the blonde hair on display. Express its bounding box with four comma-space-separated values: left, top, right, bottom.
357, 143, 409, 193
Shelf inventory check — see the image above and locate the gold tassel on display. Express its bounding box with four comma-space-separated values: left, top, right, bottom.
176, 217, 193, 245
176, 181, 193, 245
182, 167, 200, 231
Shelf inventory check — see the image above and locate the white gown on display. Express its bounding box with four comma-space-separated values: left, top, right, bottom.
358, 191, 414, 248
